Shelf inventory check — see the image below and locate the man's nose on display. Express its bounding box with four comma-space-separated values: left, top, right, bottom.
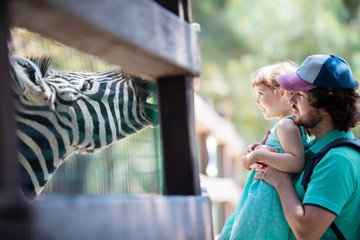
289, 92, 297, 105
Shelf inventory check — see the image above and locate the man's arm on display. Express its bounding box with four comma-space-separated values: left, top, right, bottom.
242, 119, 305, 173
254, 165, 336, 240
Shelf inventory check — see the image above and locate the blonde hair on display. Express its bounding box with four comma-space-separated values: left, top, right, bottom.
251, 60, 298, 90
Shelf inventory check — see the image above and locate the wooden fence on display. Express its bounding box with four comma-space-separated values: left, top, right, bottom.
0, 0, 213, 239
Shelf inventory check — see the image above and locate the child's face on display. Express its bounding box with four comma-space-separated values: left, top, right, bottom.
254, 84, 284, 119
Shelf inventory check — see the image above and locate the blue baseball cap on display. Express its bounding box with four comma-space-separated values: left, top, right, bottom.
277, 54, 356, 91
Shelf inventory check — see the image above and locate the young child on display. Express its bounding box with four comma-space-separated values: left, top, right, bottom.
218, 60, 310, 240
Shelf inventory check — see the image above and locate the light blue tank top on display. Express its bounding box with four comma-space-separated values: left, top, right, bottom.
266, 116, 309, 153
218, 116, 310, 240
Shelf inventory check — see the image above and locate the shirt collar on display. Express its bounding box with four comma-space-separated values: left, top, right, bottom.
308, 129, 354, 154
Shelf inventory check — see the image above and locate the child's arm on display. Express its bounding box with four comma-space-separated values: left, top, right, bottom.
242, 118, 305, 173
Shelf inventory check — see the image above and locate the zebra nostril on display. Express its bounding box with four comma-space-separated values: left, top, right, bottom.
81, 81, 89, 91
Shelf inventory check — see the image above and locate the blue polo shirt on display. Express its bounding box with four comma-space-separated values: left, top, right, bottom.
290, 130, 360, 240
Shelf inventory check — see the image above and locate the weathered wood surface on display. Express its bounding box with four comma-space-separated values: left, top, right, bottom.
7, 1, 211, 239
0, 1, 32, 239
32, 195, 214, 240
10, 0, 201, 80
157, 75, 201, 195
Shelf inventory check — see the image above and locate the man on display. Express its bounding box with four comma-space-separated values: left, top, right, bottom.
254, 54, 360, 239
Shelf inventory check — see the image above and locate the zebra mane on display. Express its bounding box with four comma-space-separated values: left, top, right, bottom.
28, 56, 52, 78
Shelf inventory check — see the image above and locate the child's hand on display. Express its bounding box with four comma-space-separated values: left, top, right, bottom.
242, 146, 279, 171
242, 151, 260, 171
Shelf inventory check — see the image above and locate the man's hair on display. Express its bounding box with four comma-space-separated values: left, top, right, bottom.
308, 85, 360, 131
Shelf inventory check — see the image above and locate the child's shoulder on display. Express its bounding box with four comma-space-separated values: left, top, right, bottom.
277, 117, 299, 132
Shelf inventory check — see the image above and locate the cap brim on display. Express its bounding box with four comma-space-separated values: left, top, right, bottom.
277, 72, 316, 92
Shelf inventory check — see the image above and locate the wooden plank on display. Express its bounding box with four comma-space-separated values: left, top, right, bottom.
157, 76, 201, 195
32, 196, 214, 240
10, 0, 201, 80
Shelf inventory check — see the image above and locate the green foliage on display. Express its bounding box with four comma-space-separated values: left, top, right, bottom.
192, 0, 360, 143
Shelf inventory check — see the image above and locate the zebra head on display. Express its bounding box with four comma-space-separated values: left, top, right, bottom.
11, 55, 159, 200
46, 67, 159, 153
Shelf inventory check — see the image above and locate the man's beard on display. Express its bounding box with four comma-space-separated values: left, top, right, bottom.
293, 107, 323, 129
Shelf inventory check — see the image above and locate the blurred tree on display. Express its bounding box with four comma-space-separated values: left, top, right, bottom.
343, 0, 360, 23
192, 0, 360, 143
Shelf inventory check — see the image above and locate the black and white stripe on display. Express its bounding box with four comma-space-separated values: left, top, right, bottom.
10, 56, 158, 201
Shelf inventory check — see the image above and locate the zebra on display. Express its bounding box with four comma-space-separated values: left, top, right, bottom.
10, 55, 158, 201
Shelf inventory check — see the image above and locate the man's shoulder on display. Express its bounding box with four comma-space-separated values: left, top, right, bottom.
316, 135, 360, 158
321, 145, 360, 170
326, 143, 360, 157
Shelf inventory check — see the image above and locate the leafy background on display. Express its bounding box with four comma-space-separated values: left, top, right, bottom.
191, 0, 360, 144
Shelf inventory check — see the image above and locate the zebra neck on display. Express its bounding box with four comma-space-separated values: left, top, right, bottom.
15, 101, 74, 200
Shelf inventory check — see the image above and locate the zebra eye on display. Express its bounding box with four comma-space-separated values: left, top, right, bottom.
81, 80, 92, 91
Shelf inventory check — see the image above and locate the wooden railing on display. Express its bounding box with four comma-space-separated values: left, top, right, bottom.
1, 0, 213, 239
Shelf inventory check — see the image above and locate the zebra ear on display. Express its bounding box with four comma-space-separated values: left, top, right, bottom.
10, 56, 56, 110
28, 56, 52, 78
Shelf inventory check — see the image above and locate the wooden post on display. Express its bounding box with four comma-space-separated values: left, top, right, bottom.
157, 75, 201, 195
154, 0, 200, 195
153, 0, 192, 22
0, 0, 32, 239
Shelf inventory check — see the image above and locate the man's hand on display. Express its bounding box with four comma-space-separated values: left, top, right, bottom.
253, 164, 292, 188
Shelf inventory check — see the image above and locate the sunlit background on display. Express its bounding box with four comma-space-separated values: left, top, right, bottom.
192, 0, 360, 143
192, 0, 360, 233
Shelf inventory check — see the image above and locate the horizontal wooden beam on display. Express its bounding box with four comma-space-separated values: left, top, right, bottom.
32, 196, 214, 240
10, 0, 201, 80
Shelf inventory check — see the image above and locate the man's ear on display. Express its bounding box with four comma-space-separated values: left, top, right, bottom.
10, 55, 55, 109
319, 108, 330, 116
